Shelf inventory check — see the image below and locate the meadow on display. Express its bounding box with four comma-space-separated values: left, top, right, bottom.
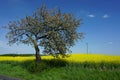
0, 54, 120, 80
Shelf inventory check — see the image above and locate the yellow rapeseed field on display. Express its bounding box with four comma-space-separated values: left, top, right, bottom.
0, 54, 120, 63
65, 54, 120, 63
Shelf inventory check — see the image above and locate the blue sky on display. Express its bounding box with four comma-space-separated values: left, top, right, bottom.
0, 0, 120, 55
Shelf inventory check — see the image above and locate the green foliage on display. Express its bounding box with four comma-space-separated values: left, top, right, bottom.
0, 60, 120, 80
43, 59, 68, 67
21, 59, 68, 73
69, 62, 120, 70
22, 60, 48, 73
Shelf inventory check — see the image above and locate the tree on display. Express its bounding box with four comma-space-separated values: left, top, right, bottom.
6, 5, 83, 63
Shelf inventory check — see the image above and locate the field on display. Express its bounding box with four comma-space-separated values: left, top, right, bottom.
0, 54, 120, 80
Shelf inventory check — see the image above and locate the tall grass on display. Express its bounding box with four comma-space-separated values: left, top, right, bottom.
0, 54, 120, 80
0, 59, 120, 80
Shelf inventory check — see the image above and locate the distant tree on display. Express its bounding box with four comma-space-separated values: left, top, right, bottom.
6, 5, 83, 63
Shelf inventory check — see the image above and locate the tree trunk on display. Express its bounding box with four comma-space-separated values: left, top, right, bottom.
26, 34, 41, 63
34, 45, 41, 63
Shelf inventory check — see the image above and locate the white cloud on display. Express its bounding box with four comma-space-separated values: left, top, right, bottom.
102, 14, 109, 18
87, 14, 95, 18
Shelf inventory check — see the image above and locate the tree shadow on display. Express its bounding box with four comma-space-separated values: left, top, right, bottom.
0, 59, 68, 73
21, 59, 69, 73
0, 59, 119, 73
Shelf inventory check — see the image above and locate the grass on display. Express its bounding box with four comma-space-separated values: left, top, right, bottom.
0, 54, 120, 80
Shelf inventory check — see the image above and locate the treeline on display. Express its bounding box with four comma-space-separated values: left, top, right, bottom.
0, 53, 35, 56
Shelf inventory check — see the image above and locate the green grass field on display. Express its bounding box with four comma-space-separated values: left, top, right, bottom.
0, 54, 120, 80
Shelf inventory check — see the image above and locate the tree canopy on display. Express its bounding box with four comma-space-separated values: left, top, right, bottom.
6, 5, 83, 62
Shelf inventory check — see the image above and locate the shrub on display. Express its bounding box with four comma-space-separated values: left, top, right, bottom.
44, 59, 68, 67
22, 60, 48, 73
